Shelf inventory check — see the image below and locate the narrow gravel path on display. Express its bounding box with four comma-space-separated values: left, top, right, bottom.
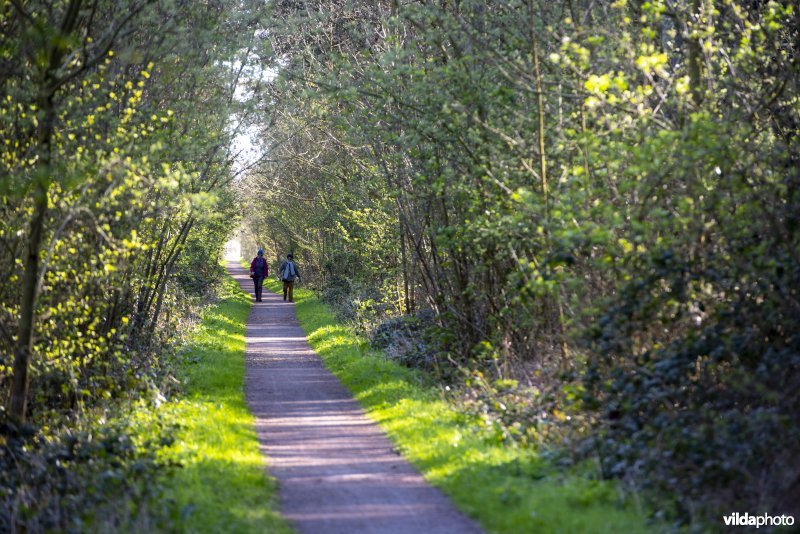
229, 262, 483, 534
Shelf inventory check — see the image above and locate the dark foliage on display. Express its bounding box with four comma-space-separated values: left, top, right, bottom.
586, 238, 800, 524
370, 310, 438, 371
0, 418, 178, 532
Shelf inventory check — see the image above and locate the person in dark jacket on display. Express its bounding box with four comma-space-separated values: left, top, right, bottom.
278, 253, 300, 302
249, 249, 268, 302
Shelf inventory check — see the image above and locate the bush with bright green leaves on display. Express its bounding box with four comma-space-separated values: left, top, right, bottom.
1, 0, 264, 528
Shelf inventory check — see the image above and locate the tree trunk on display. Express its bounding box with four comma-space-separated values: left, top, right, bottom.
687, 0, 706, 106
9, 182, 49, 425
400, 221, 411, 314
529, 0, 569, 365
147, 218, 194, 336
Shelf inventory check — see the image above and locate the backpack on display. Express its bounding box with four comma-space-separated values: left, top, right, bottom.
253, 257, 266, 277
281, 261, 296, 282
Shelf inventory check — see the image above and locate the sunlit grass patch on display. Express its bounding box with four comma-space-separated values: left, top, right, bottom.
265, 279, 656, 533
161, 274, 291, 534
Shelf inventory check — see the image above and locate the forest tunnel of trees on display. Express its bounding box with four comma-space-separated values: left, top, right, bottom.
1, 0, 798, 531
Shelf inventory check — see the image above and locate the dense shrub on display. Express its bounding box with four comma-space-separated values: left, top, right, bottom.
586, 242, 800, 525
1, 0, 252, 426
460, 377, 572, 448
0, 416, 177, 532
319, 273, 401, 333
370, 310, 438, 371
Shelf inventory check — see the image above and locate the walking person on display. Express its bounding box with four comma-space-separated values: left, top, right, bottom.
250, 249, 269, 302
279, 253, 300, 302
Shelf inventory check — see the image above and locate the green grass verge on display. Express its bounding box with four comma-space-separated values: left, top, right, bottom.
263, 278, 655, 534
161, 273, 291, 534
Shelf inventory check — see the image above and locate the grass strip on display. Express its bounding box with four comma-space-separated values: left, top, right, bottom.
161, 273, 291, 533
264, 278, 654, 533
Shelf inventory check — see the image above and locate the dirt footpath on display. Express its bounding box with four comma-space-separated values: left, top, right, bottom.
230, 262, 483, 534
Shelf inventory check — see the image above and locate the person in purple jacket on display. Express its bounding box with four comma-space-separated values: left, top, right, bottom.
249, 249, 268, 302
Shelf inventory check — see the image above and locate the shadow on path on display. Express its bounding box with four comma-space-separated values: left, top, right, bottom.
229, 261, 483, 534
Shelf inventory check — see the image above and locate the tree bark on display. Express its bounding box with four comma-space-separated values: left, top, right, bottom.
146, 217, 194, 336
9, 181, 48, 425
7, 0, 96, 423
400, 225, 411, 314
687, 0, 705, 106
529, 0, 569, 365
